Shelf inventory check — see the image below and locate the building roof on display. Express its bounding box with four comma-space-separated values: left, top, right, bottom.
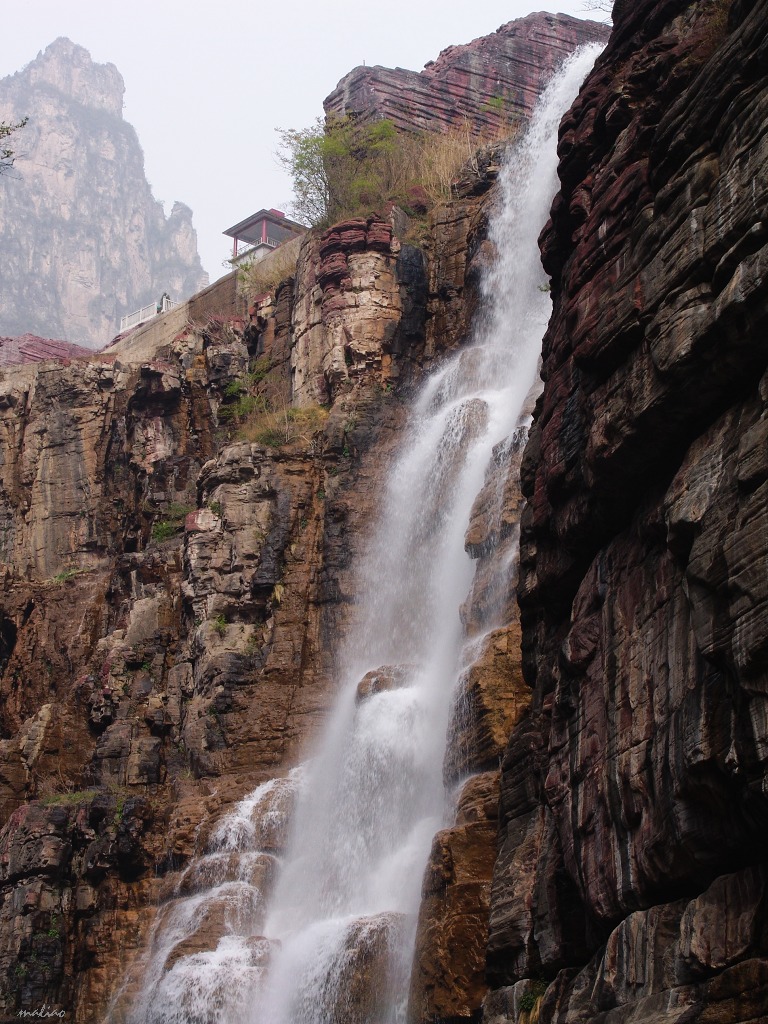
222, 208, 307, 243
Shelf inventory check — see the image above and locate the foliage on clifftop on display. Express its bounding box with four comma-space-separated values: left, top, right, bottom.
277, 113, 517, 227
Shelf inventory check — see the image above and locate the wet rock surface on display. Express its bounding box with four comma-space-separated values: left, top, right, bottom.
408, 772, 501, 1024
491, 0, 768, 1021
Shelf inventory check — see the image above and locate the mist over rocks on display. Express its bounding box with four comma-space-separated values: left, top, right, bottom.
0, 38, 208, 349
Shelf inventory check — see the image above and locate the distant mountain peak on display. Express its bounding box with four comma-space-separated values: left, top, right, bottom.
23, 36, 125, 117
0, 42, 208, 348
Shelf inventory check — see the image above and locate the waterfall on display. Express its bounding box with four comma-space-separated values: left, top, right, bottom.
116, 43, 602, 1024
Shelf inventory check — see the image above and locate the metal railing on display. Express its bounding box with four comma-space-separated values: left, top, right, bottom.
234, 237, 279, 257
119, 295, 178, 333
230, 237, 284, 269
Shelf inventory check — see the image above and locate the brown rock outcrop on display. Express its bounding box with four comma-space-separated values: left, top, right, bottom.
290, 214, 426, 405
0, 167, 503, 1018
408, 772, 501, 1024
325, 14, 609, 136
488, 0, 768, 1020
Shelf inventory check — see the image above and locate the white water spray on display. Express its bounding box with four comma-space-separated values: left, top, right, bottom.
120, 44, 601, 1024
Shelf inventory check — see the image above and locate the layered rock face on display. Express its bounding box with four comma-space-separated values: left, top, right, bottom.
0, 38, 208, 348
0, 157, 514, 1017
11, 4, 768, 1021
488, 0, 768, 1020
0, 334, 93, 366
324, 13, 609, 135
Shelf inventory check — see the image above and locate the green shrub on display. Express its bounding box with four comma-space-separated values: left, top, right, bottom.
152, 520, 180, 542
41, 790, 97, 806
151, 501, 193, 542
276, 113, 519, 227
219, 392, 266, 423
247, 356, 272, 384
51, 567, 82, 584
277, 115, 404, 225
211, 614, 227, 637
519, 980, 547, 1013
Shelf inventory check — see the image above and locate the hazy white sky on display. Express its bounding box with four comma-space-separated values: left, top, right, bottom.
3, 1, 608, 283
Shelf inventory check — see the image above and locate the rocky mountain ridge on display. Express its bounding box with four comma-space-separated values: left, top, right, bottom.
325, 13, 609, 135
0, 38, 208, 349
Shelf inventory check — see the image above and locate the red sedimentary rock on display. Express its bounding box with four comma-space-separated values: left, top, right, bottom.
488, 0, 768, 1019
324, 13, 609, 135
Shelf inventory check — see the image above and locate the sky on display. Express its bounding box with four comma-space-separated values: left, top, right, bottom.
2, 1, 609, 284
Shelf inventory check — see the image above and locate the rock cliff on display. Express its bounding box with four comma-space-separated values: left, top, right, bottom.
324, 13, 609, 135
3, 4, 767, 1023
0, 156, 512, 1017
0, 38, 208, 348
487, 0, 768, 1021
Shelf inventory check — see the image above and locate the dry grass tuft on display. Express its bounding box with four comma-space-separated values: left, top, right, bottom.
237, 403, 328, 449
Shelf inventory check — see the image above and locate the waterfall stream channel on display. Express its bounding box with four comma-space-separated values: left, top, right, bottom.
113, 44, 602, 1024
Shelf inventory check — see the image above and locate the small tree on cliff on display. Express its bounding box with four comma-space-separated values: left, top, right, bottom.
580, 0, 613, 18
276, 115, 399, 226
0, 117, 29, 175
276, 119, 330, 226
278, 114, 518, 227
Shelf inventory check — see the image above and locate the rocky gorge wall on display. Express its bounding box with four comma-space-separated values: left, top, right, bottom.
4, 5, 767, 1023
0, 142, 523, 1019
486, 0, 768, 1021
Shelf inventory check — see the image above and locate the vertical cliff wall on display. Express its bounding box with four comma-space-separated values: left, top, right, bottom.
0, 153, 513, 1017
487, 0, 768, 1021
0, 38, 209, 348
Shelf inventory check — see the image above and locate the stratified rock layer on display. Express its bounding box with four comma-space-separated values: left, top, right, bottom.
0, 38, 208, 347
325, 14, 609, 135
0, 334, 93, 367
489, 0, 768, 1021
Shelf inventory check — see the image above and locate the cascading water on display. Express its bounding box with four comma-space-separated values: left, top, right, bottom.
116, 43, 602, 1024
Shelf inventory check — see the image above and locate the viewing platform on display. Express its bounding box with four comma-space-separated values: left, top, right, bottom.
223, 208, 306, 267
119, 293, 178, 333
